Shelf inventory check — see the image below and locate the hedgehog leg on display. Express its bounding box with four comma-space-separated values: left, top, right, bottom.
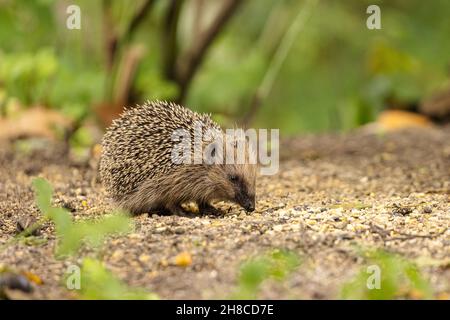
165, 203, 189, 216
199, 203, 223, 216
150, 205, 172, 216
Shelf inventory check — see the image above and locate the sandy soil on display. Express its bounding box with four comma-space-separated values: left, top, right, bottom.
0, 126, 449, 299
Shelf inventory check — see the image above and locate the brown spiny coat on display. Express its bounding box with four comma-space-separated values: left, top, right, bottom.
99, 101, 256, 215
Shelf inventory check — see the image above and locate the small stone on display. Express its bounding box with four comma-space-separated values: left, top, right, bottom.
160, 259, 169, 267
278, 210, 289, 219
128, 233, 142, 239
423, 206, 432, 214
209, 270, 218, 278
16, 216, 40, 236
334, 222, 347, 230
174, 227, 185, 234
111, 250, 124, 261
154, 226, 167, 233
291, 210, 304, 217
138, 254, 151, 263
61, 200, 76, 212
392, 204, 412, 216
273, 225, 284, 232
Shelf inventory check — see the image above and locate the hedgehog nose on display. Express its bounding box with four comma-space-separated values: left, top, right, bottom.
244, 200, 255, 212
237, 194, 255, 212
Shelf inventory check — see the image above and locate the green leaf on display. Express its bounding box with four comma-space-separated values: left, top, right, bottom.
31, 178, 133, 257
79, 258, 158, 300
340, 250, 433, 300
232, 249, 301, 299
47, 207, 73, 235
32, 177, 53, 214
83, 212, 133, 247
55, 212, 134, 257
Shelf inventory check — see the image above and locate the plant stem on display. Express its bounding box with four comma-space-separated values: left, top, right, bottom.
242, 0, 319, 126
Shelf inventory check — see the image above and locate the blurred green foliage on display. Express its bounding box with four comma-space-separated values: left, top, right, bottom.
0, 48, 57, 105
77, 258, 158, 299
193, 0, 450, 132
0, 0, 449, 134
232, 249, 300, 299
32, 177, 134, 257
28, 177, 157, 299
341, 250, 433, 300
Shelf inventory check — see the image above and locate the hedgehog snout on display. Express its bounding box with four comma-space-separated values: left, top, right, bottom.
235, 192, 255, 212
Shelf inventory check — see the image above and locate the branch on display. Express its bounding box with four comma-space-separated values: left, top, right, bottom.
176, 0, 243, 103
102, 0, 118, 71
162, 0, 185, 81
124, 0, 156, 42
113, 0, 156, 106
241, 0, 318, 126
192, 0, 205, 37
113, 45, 146, 107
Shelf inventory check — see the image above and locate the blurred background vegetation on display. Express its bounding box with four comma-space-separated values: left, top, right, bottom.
0, 0, 449, 142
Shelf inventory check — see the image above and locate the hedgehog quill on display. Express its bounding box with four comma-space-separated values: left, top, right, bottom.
99, 100, 257, 215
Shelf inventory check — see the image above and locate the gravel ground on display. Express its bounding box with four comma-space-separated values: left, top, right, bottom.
0, 126, 449, 299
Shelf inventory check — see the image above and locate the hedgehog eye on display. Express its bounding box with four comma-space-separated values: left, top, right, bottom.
229, 175, 238, 182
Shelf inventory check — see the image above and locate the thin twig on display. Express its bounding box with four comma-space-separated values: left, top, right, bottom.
192, 0, 205, 37
0, 217, 49, 253
369, 223, 446, 242
241, 0, 318, 126
123, 0, 156, 43
176, 0, 243, 103
102, 0, 119, 102
113, 45, 146, 107
162, 0, 185, 81
102, 0, 118, 71
103, 0, 156, 106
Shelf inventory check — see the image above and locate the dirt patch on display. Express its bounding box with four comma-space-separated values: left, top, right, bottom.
0, 126, 449, 299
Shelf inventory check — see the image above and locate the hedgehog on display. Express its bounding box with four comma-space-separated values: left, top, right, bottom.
99, 100, 257, 215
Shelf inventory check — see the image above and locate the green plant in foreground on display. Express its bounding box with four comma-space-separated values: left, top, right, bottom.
31, 178, 158, 299
232, 250, 301, 299
341, 250, 433, 300
32, 177, 133, 256
76, 258, 158, 300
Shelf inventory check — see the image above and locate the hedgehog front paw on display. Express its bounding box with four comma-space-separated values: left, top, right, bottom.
165, 204, 190, 216
199, 203, 224, 216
